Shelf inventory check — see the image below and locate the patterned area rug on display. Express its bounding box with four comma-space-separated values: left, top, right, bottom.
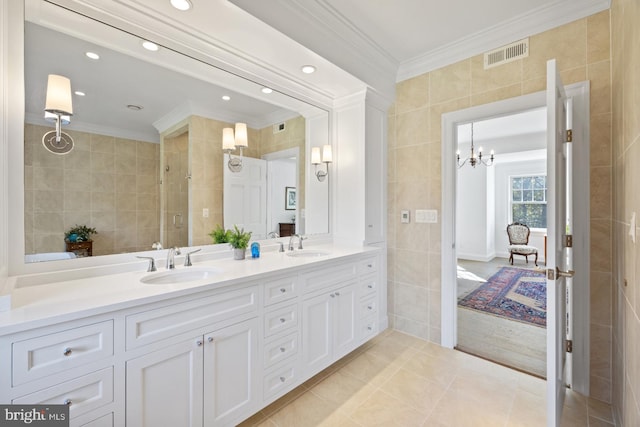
458, 267, 547, 327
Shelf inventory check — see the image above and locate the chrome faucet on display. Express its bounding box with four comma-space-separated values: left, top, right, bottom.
288, 234, 304, 251
166, 247, 181, 269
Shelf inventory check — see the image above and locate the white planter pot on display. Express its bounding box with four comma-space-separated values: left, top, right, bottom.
233, 248, 246, 260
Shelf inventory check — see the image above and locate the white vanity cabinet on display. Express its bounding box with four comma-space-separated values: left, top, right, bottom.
0, 247, 383, 427
124, 284, 260, 427
125, 317, 259, 427
300, 262, 359, 376
0, 318, 116, 427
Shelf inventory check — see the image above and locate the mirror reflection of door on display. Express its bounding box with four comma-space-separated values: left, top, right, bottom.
265, 152, 299, 237
223, 157, 268, 240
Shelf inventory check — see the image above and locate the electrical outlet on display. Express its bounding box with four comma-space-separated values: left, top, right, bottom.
401, 210, 410, 224
203, 208, 209, 218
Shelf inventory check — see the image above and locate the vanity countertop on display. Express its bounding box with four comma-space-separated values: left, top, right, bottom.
0, 243, 379, 335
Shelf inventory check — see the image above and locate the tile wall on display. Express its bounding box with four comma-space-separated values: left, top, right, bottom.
611, 0, 640, 424
388, 11, 613, 401
24, 124, 160, 256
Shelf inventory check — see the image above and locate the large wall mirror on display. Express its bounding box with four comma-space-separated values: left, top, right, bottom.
21, 0, 330, 265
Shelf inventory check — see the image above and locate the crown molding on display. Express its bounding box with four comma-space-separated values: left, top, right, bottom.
397, 0, 611, 81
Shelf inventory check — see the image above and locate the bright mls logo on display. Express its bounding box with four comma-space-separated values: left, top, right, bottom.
0, 405, 69, 426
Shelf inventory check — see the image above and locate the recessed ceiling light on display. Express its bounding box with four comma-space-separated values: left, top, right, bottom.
85, 52, 100, 60
74, 91, 85, 96
127, 104, 143, 111
170, 0, 192, 11
301, 65, 316, 74
142, 41, 159, 51
222, 95, 231, 101
261, 87, 273, 94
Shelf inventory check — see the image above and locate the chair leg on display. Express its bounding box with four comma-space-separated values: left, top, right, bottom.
534, 252, 538, 266
525, 255, 528, 264
509, 253, 513, 265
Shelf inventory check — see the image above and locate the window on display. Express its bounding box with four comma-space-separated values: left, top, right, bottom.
510, 175, 547, 229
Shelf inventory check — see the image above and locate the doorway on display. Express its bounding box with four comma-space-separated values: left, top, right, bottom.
455, 110, 548, 377
441, 83, 591, 394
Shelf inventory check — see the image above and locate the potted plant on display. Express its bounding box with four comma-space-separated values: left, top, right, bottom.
228, 225, 251, 260
209, 224, 231, 244
65, 224, 97, 242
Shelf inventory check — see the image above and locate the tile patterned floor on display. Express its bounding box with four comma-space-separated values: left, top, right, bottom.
239, 330, 615, 427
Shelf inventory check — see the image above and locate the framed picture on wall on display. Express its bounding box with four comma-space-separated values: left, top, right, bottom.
285, 187, 296, 210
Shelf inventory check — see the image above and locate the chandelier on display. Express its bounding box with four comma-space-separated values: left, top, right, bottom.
457, 122, 494, 168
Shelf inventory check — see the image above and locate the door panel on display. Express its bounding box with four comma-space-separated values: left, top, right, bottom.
546, 58, 569, 427
224, 156, 267, 239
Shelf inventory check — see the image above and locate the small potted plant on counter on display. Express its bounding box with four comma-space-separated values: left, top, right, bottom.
209, 224, 231, 244
65, 224, 97, 242
228, 225, 251, 260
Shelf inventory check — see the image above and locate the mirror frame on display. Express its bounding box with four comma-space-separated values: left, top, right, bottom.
8, 0, 333, 277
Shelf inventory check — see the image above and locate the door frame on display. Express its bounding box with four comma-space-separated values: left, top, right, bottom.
440, 82, 590, 395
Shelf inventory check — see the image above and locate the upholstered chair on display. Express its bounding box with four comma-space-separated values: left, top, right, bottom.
506, 222, 538, 266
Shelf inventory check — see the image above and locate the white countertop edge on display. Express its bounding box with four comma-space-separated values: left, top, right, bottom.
0, 243, 379, 335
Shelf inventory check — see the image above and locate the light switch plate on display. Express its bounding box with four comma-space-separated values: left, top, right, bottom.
415, 209, 438, 223
203, 208, 209, 218
401, 210, 410, 223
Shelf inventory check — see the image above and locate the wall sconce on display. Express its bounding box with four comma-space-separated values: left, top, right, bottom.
222, 122, 248, 172
311, 144, 332, 181
43, 74, 74, 154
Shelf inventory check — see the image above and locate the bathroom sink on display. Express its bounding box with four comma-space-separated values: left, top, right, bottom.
286, 250, 330, 258
141, 267, 221, 285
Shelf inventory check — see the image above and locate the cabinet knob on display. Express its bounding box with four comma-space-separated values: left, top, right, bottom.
330, 293, 335, 298
63, 399, 72, 406
367, 264, 373, 268
280, 288, 286, 293
280, 347, 286, 353
367, 305, 373, 310
196, 340, 203, 346
279, 376, 286, 383
367, 284, 374, 289
335, 291, 340, 296
279, 318, 286, 323
63, 347, 72, 357
367, 326, 373, 331
208, 337, 214, 343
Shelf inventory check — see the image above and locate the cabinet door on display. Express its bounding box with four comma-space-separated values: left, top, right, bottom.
301, 293, 332, 374
203, 317, 259, 426
126, 337, 203, 427
333, 283, 358, 358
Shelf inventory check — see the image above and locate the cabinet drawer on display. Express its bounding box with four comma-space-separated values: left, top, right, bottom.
358, 256, 378, 275
126, 286, 258, 349
264, 333, 298, 369
13, 367, 113, 420
359, 315, 378, 341
264, 304, 298, 338
78, 412, 113, 427
12, 321, 114, 386
359, 297, 377, 318
301, 263, 357, 295
263, 362, 298, 401
359, 274, 378, 298
264, 276, 298, 306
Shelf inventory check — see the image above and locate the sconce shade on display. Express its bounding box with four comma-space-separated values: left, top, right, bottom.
234, 122, 248, 148
322, 145, 333, 163
44, 74, 73, 115
311, 147, 321, 164
222, 127, 235, 150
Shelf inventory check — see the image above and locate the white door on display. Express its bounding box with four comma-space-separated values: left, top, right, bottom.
546, 59, 573, 427
224, 157, 267, 239
203, 317, 259, 426
332, 282, 358, 359
126, 337, 204, 427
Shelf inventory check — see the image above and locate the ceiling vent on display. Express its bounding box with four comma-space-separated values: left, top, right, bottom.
484, 38, 529, 69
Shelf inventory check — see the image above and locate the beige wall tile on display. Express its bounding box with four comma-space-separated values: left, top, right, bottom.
588, 11, 611, 64
431, 60, 470, 103
396, 74, 429, 113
